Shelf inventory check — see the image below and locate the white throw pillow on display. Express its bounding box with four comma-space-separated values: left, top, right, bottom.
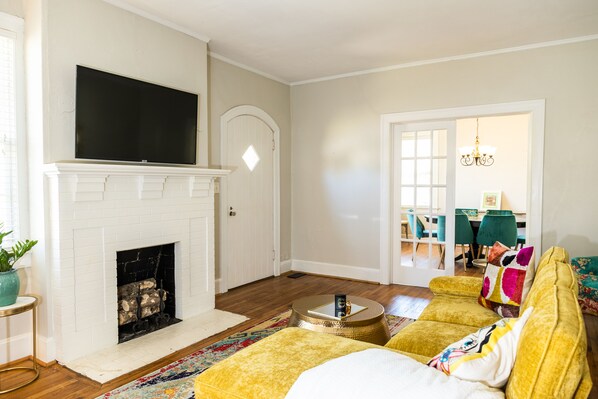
285, 348, 504, 399
428, 307, 532, 388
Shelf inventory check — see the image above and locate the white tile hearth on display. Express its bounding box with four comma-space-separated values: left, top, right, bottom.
64, 309, 247, 383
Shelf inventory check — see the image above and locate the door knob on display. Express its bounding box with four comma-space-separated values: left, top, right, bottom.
229, 206, 236, 216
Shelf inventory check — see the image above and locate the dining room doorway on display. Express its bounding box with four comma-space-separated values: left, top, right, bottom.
454, 114, 530, 268
379, 100, 545, 287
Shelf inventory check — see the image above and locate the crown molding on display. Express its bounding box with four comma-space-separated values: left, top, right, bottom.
291, 34, 598, 86
209, 52, 289, 85
102, 0, 210, 43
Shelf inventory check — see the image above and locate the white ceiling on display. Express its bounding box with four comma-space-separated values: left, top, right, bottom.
105, 0, 598, 84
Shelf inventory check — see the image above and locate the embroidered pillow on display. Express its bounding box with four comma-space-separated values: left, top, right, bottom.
427, 307, 532, 388
478, 243, 534, 317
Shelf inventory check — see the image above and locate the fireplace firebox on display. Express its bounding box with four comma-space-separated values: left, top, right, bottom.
116, 243, 180, 342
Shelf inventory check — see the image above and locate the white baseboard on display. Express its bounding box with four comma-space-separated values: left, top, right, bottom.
0, 331, 56, 365
37, 335, 56, 363
215, 278, 226, 294
291, 259, 380, 283
216, 260, 379, 294
280, 259, 292, 273
0, 332, 31, 364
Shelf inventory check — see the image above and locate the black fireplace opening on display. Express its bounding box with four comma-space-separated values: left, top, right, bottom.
117, 243, 181, 343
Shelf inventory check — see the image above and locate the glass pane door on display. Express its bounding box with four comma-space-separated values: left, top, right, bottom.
392, 121, 455, 286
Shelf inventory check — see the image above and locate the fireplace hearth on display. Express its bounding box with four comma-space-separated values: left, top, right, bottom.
117, 244, 181, 343
45, 163, 225, 362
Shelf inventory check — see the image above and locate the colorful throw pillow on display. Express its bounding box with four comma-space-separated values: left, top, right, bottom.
478, 243, 535, 317
427, 307, 532, 388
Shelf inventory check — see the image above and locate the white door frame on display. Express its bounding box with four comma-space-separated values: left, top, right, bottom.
219, 105, 280, 293
380, 100, 545, 285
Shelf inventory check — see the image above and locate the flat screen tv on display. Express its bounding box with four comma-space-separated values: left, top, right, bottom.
75, 65, 198, 165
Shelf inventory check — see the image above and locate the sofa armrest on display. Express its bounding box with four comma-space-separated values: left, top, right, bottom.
429, 276, 482, 298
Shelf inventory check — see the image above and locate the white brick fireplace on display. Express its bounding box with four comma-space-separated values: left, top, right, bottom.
44, 163, 228, 362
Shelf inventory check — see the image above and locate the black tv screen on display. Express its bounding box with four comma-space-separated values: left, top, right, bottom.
75, 65, 198, 165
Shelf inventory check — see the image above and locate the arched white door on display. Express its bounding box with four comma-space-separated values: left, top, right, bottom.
221, 106, 280, 290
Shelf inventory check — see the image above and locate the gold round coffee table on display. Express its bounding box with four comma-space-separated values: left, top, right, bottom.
288, 295, 390, 345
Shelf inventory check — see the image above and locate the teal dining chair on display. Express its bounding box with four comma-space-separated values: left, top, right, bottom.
486, 209, 513, 216
455, 213, 475, 270
406, 210, 438, 240
436, 213, 474, 270
406, 209, 440, 260
436, 215, 446, 267
516, 233, 526, 249
476, 214, 518, 260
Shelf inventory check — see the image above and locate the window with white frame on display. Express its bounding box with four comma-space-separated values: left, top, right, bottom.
0, 13, 25, 244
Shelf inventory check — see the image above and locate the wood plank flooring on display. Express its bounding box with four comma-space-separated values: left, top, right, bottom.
1, 268, 596, 398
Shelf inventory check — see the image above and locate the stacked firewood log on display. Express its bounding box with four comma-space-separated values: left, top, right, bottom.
117, 278, 167, 326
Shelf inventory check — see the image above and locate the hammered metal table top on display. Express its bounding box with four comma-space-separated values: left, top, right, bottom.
291, 295, 384, 323
288, 295, 390, 344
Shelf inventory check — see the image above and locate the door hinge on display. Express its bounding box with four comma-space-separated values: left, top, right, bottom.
272, 249, 276, 261
272, 138, 275, 151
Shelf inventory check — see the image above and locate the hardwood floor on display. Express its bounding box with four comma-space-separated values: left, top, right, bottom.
1, 267, 596, 398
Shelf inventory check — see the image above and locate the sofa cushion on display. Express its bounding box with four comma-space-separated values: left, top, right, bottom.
505, 286, 590, 398
418, 295, 501, 328
194, 327, 430, 399
478, 244, 535, 317
428, 308, 532, 388
385, 320, 478, 358
429, 276, 483, 298
536, 246, 569, 273
522, 260, 577, 313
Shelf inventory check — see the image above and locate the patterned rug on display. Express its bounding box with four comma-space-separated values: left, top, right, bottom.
97, 311, 414, 398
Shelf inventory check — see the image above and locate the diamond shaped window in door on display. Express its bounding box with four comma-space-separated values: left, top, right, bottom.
242, 145, 260, 171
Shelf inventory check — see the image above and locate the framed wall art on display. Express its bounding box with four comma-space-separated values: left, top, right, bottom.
481, 191, 502, 211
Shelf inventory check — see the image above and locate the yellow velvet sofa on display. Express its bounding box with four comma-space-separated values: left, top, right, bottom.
195, 247, 592, 398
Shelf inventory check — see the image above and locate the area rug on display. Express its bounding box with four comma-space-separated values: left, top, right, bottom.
97, 311, 414, 399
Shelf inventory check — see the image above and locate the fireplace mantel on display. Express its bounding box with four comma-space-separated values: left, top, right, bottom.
45, 162, 229, 202
44, 162, 230, 177
44, 162, 229, 362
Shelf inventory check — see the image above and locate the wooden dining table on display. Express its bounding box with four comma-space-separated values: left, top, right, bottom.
424, 212, 527, 267
466, 213, 527, 228
425, 212, 526, 227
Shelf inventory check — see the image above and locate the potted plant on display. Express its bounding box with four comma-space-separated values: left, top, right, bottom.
0, 223, 37, 306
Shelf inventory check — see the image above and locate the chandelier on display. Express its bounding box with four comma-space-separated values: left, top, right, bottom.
459, 118, 495, 166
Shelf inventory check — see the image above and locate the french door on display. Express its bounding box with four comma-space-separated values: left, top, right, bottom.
392, 121, 456, 286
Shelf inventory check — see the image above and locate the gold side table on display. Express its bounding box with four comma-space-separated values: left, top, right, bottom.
0, 295, 39, 394
288, 295, 391, 345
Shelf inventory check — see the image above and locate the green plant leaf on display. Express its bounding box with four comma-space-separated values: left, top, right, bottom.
12, 239, 38, 260
0, 222, 37, 272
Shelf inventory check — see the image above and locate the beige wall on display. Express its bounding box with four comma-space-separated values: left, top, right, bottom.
291, 39, 598, 270
456, 115, 529, 212
0, 0, 23, 17
208, 57, 292, 275
2, 0, 212, 363
45, 0, 209, 165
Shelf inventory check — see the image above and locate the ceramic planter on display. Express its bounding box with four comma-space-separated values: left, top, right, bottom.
0, 269, 20, 306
